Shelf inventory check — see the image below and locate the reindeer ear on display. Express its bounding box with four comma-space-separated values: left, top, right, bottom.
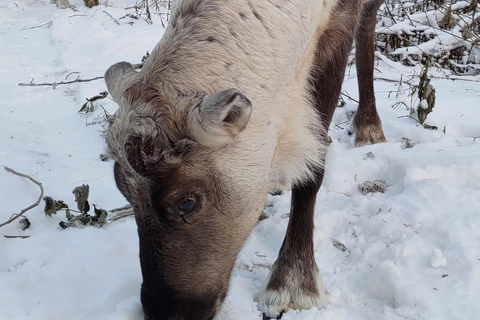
188, 89, 252, 148
105, 62, 139, 103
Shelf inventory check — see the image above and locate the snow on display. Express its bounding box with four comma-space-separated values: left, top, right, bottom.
1, 1, 480, 320
430, 249, 447, 269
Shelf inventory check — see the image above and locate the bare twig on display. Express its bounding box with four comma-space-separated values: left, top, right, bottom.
429, 75, 480, 83
65, 72, 80, 80
320, 190, 351, 197
0, 167, 44, 228
109, 204, 133, 213
20, 21, 52, 31
18, 76, 104, 89
398, 115, 421, 122
3, 235, 31, 239
383, 1, 397, 25
341, 91, 359, 103
103, 11, 121, 25
108, 204, 134, 222
125, 5, 141, 10
18, 59, 149, 90
374, 76, 413, 84
18, 52, 148, 90
399, 112, 449, 130
397, 0, 414, 26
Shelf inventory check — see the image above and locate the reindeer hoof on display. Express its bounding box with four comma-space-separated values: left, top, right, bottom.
349, 114, 386, 147
353, 125, 386, 147
262, 311, 283, 320
257, 267, 328, 318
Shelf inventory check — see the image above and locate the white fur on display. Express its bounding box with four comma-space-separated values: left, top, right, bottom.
258, 264, 329, 317
109, 0, 339, 195
109, 0, 343, 222
144, 0, 338, 191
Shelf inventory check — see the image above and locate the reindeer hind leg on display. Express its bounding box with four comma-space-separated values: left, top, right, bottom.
349, 0, 386, 147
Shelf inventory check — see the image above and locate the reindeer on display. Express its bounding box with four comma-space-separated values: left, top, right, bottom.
105, 0, 386, 319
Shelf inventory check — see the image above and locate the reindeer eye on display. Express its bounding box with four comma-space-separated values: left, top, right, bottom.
178, 197, 196, 213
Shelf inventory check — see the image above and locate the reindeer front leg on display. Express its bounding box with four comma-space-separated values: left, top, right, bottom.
258, 169, 329, 318
258, 0, 363, 317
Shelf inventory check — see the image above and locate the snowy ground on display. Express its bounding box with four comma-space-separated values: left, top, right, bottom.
1, 1, 479, 319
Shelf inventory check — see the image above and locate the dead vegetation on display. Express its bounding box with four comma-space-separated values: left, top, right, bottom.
43, 184, 109, 229
0, 166, 134, 237
358, 180, 388, 195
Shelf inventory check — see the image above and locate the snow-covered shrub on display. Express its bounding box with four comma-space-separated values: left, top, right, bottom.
376, 0, 480, 74
129, 0, 174, 24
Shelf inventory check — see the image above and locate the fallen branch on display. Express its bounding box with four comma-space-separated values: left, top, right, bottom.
18, 76, 104, 89
17, 58, 149, 89
18, 52, 149, 90
0, 167, 44, 228
3, 235, 31, 239
20, 21, 52, 31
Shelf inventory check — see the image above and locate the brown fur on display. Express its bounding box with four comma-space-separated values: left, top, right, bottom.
84, 0, 98, 8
